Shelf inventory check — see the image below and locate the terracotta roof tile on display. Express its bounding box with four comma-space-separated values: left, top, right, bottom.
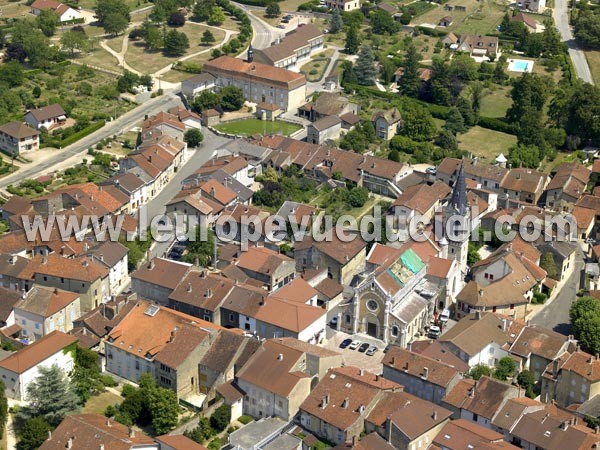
204, 56, 306, 88
0, 331, 76, 374
383, 346, 461, 388
131, 258, 192, 290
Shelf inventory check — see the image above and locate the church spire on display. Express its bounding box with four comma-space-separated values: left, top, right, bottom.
450, 161, 469, 216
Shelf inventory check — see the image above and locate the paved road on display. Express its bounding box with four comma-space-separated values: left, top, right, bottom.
0, 93, 183, 190
232, 2, 282, 50
144, 129, 230, 259
530, 245, 585, 335
553, 0, 594, 84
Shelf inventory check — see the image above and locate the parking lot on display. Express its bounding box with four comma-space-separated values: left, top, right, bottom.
323, 329, 386, 373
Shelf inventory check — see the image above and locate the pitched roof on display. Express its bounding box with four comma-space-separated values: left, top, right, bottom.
269, 277, 318, 304
256, 24, 323, 64
236, 246, 293, 276
501, 168, 548, 195
199, 329, 260, 373
169, 271, 234, 312
509, 325, 569, 360
559, 351, 600, 382
199, 178, 238, 205
0, 286, 26, 322
254, 297, 326, 333
393, 181, 452, 213
371, 107, 401, 124
0, 331, 76, 374
409, 340, 470, 372
366, 391, 452, 437
309, 115, 342, 132
26, 103, 66, 122
107, 300, 223, 364
295, 229, 367, 264
101, 173, 146, 194
511, 11, 538, 29
433, 419, 509, 450
442, 376, 518, 419
216, 380, 246, 403
156, 434, 208, 450
439, 312, 513, 357
349, 433, 396, 450
300, 366, 400, 431
39, 414, 155, 450
0, 121, 39, 139
203, 56, 306, 89
15, 287, 79, 318
438, 157, 508, 183
427, 256, 454, 279
131, 258, 192, 290
237, 339, 310, 397
491, 397, 544, 431
25, 254, 109, 283
383, 346, 462, 388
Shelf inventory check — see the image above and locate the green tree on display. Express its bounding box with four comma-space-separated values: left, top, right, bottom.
61, 30, 90, 57
95, 0, 130, 30
329, 8, 343, 33
185, 417, 216, 443
560, 84, 600, 145
401, 103, 435, 141
508, 143, 541, 169
494, 357, 517, 381
148, 386, 180, 435
117, 70, 140, 93
0, 380, 6, 439
17, 416, 52, 450
164, 29, 190, 56
469, 364, 492, 380
506, 73, 549, 125
0, 61, 24, 88
540, 252, 557, 279
570, 297, 600, 355
435, 129, 458, 152
184, 128, 204, 147
388, 149, 400, 162
201, 30, 216, 45
184, 227, 216, 266
168, 11, 187, 26
37, 9, 58, 37
467, 242, 481, 266
72, 347, 105, 403
193, 0, 215, 22
208, 6, 226, 26
493, 54, 509, 83
192, 91, 220, 112
400, 44, 421, 98
265, 2, 281, 17
449, 53, 479, 82
574, 11, 600, 49
348, 186, 369, 207
456, 97, 477, 127
104, 12, 130, 36
345, 26, 360, 55
17, 365, 80, 427
144, 24, 164, 51
355, 45, 378, 86
219, 85, 245, 111
517, 370, 536, 398
210, 404, 231, 432
444, 107, 466, 135
370, 9, 399, 34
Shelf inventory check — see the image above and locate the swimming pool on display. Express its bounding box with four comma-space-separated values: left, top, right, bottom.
508, 59, 534, 73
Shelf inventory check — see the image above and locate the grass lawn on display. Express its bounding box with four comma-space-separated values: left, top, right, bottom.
124, 23, 226, 74
413, 0, 505, 35
479, 85, 512, 118
77, 0, 152, 10
506, 57, 563, 83
300, 57, 331, 82
214, 118, 302, 137
458, 126, 517, 162
83, 391, 123, 415
106, 36, 124, 54
0, 1, 31, 19
249, 9, 282, 26
76, 45, 122, 73
412, 34, 440, 62
585, 50, 600, 85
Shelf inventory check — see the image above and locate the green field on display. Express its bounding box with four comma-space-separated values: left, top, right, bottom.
214, 119, 302, 137
585, 50, 600, 85
458, 126, 517, 162
479, 85, 512, 118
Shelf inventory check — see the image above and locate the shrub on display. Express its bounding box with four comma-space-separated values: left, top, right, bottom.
210, 404, 231, 432
477, 116, 516, 135
238, 415, 253, 425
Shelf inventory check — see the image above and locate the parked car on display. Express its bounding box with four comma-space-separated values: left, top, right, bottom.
339, 338, 353, 349
428, 325, 441, 339
440, 309, 450, 323
348, 340, 361, 350
276, 24, 286, 28
358, 342, 370, 353
586, 238, 596, 244
284, 14, 293, 19
281, 18, 289, 23
366, 346, 378, 356
426, 166, 437, 175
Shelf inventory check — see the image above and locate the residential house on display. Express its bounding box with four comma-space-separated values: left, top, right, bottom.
392, 181, 452, 231
541, 350, 600, 407
182, 73, 217, 98
438, 312, 515, 367
382, 346, 463, 404
236, 339, 327, 420
456, 34, 500, 58
501, 168, 549, 206
100, 172, 148, 213
294, 230, 367, 285
202, 56, 307, 112
156, 434, 207, 450
228, 417, 289, 450
442, 32, 459, 46
168, 105, 202, 130
298, 366, 402, 445
324, 0, 360, 11
39, 414, 157, 450
14, 287, 80, 340
30, 0, 82, 22
0, 286, 22, 329
105, 300, 224, 402
130, 258, 192, 305
24, 254, 110, 312
253, 24, 324, 71
192, 154, 256, 188
511, 12, 538, 32
439, 15, 453, 26
433, 419, 520, 450
199, 178, 241, 207
255, 102, 281, 121
141, 111, 186, 141
298, 92, 359, 122
0, 331, 77, 400
0, 253, 30, 291
201, 108, 220, 126
0, 196, 33, 222
306, 116, 342, 144
490, 397, 546, 438
535, 242, 577, 283
24, 104, 66, 130
165, 186, 223, 226
520, 0, 546, 13
364, 390, 453, 449
371, 108, 402, 140
441, 376, 520, 427
0, 122, 39, 155
456, 248, 547, 319
437, 157, 508, 192
394, 67, 432, 84
409, 339, 471, 372
235, 245, 296, 291
86, 241, 129, 294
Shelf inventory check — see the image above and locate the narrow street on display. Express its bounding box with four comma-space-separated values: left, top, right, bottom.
530, 245, 585, 335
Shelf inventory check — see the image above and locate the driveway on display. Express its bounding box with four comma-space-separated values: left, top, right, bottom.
553, 0, 594, 84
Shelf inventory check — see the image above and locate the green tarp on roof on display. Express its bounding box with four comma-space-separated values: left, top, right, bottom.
400, 248, 425, 274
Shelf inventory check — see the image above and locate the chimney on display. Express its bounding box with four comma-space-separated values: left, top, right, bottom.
47, 430, 52, 440
82, 260, 89, 267
352, 436, 357, 446
422, 367, 429, 380
106, 418, 111, 427
475, 310, 481, 320
53, 287, 58, 295
375, 374, 379, 382
341, 398, 349, 408
100, 445, 105, 450
561, 420, 569, 431
187, 283, 192, 293
322, 394, 329, 408
42, 256, 48, 265
67, 437, 73, 449
169, 330, 176, 343
206, 288, 212, 298
553, 359, 560, 375
100, 254, 104, 262
148, 260, 155, 270
469, 387, 475, 398
359, 368, 364, 376
8, 256, 15, 265
60, 246, 65, 255
501, 318, 507, 332
478, 289, 484, 297
432, 410, 438, 421
128, 427, 135, 438
277, 353, 283, 361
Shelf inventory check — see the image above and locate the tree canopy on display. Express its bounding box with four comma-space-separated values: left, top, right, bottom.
570, 296, 600, 354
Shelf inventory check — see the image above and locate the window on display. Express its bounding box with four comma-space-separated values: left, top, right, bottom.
43, 276, 47, 281
229, 313, 235, 322
391, 326, 399, 337
34, 323, 39, 330
510, 304, 515, 310
366, 300, 378, 312
489, 274, 494, 280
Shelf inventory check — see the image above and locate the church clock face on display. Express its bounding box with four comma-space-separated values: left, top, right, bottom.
366, 299, 379, 312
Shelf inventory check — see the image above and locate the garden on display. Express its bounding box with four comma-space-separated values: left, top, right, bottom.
214, 118, 302, 137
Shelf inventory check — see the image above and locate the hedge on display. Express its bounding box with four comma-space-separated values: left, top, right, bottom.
234, 0, 281, 6
415, 26, 447, 37
61, 17, 85, 25
59, 120, 106, 147
476, 116, 516, 135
